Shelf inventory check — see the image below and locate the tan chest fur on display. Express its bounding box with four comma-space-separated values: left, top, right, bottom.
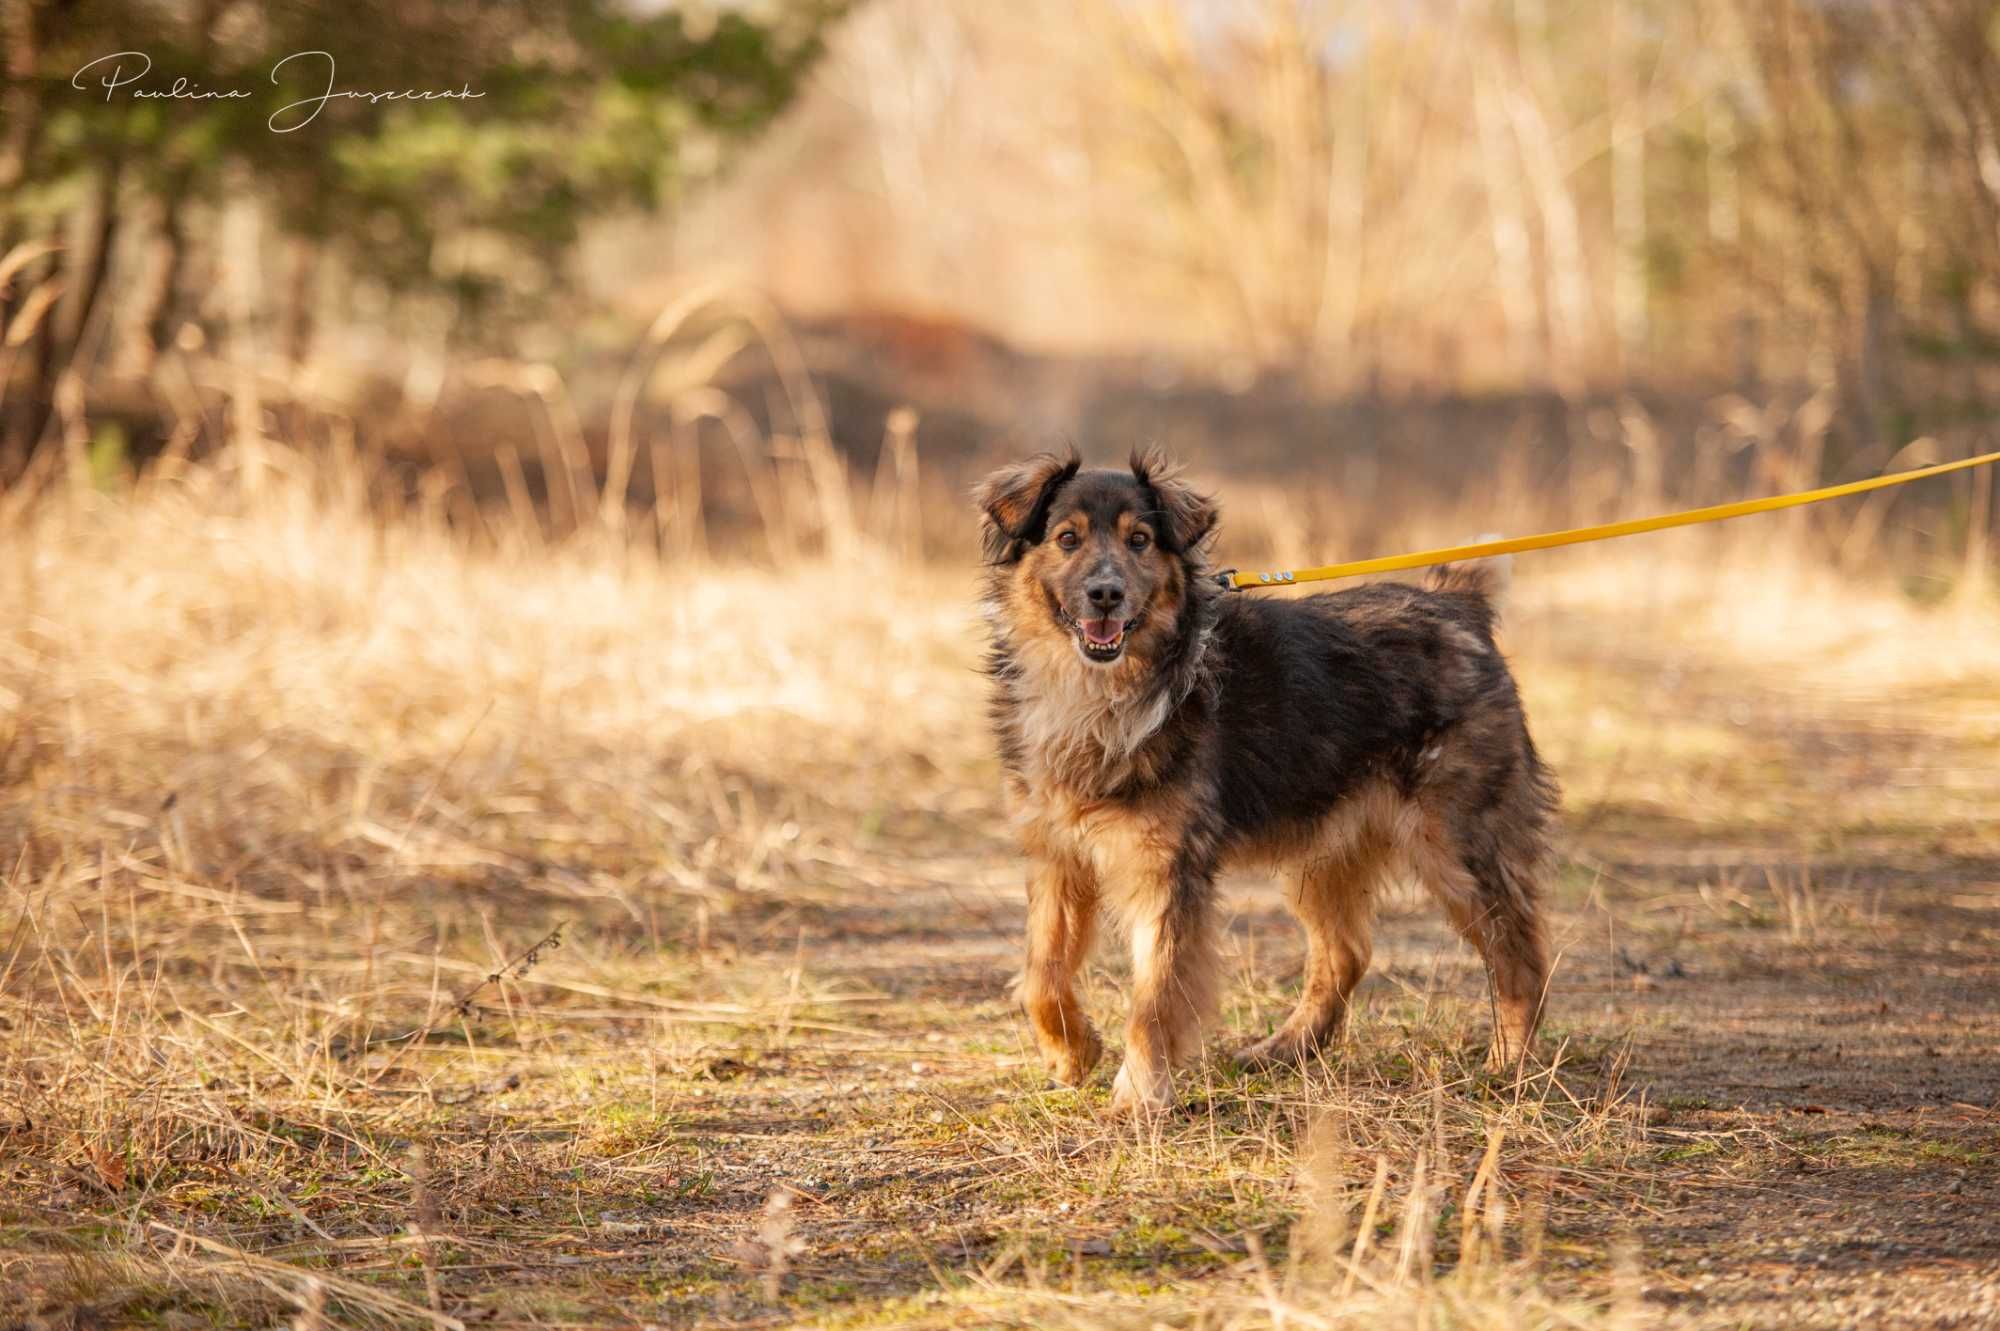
1011, 780, 1189, 916
999, 622, 1175, 794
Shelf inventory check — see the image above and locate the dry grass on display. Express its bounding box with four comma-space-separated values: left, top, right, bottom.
4, 436, 2000, 1329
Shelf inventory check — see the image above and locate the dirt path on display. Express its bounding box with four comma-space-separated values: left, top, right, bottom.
449, 769, 1990, 1331
638, 681, 2000, 1329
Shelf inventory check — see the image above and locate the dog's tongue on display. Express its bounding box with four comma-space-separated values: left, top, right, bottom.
1081, 617, 1123, 645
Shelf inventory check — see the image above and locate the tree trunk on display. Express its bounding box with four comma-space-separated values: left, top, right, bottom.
1509, 0, 1596, 397
134, 186, 189, 370
283, 238, 318, 367
1853, 272, 1895, 448
61, 157, 126, 370
1473, 60, 1537, 383
1609, 0, 1648, 379
0, 0, 45, 401
13, 236, 63, 468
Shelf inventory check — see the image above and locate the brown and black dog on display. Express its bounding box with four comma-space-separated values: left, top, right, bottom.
976, 447, 1558, 1115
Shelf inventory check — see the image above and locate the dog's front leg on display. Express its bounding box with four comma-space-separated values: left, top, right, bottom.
1018, 850, 1103, 1087
1110, 854, 1219, 1117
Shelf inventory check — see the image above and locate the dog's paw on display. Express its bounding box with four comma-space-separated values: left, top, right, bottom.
1108, 1059, 1173, 1118
1482, 1041, 1534, 1078
1048, 1025, 1104, 1087
1232, 1030, 1315, 1070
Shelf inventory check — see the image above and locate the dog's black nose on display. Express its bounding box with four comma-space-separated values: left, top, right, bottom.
1086, 581, 1125, 611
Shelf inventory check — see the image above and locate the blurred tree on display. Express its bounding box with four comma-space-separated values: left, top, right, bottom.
0, 0, 842, 466
1022, 0, 2000, 420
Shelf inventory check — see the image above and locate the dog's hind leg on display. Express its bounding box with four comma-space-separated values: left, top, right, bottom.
1017, 851, 1104, 1087
1234, 851, 1381, 1069
1412, 811, 1551, 1074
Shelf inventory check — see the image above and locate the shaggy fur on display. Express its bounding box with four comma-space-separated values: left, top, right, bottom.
976, 447, 1559, 1115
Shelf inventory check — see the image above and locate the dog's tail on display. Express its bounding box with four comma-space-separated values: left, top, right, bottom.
1425, 534, 1511, 612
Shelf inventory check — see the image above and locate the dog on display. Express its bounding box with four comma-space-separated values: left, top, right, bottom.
976, 446, 1558, 1115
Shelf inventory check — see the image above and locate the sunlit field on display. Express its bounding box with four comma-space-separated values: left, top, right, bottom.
4, 426, 1998, 1329
8, 1, 2000, 1325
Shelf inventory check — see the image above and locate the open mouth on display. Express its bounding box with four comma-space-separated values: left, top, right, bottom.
1079, 616, 1126, 661
1060, 606, 1145, 664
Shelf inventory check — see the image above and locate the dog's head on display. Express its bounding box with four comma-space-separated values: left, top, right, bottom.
975, 446, 1218, 669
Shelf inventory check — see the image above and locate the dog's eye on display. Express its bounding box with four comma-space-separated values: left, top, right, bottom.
1055, 530, 1080, 551
1128, 530, 1151, 551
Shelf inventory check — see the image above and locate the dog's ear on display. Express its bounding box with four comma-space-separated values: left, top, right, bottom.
1130, 444, 1218, 554
975, 448, 1081, 563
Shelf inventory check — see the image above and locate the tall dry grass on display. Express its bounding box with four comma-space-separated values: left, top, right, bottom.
0, 436, 982, 1321
4, 285, 1998, 1324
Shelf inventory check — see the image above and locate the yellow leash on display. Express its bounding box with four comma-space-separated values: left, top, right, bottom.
1222, 448, 2000, 591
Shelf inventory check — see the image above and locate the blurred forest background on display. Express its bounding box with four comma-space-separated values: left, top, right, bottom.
3, 0, 1998, 570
